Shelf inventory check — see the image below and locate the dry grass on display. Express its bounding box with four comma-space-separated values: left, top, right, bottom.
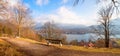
0, 39, 25, 56
16, 38, 39, 43
116, 40, 120, 46
16, 38, 47, 44
54, 45, 120, 53
2, 37, 120, 56
13, 38, 120, 54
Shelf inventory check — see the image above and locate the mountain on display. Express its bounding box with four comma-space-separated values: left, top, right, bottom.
111, 18, 120, 34
57, 24, 89, 34
57, 24, 87, 29
35, 18, 120, 34
111, 18, 120, 26
88, 18, 120, 34
34, 23, 43, 30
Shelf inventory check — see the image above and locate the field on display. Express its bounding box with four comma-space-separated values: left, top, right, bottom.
1, 37, 120, 56
18, 38, 120, 53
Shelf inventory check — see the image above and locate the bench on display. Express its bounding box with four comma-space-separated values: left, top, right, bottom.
45, 39, 62, 46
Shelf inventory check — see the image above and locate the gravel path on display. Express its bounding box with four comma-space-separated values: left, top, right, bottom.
1, 37, 120, 56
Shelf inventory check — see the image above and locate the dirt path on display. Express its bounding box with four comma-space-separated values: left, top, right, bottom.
1, 37, 120, 56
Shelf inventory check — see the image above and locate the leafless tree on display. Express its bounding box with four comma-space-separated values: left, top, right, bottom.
98, 5, 114, 48
41, 21, 64, 39
0, 0, 10, 19
42, 22, 59, 38
74, 0, 119, 6
74, 0, 119, 13
0, 0, 35, 38
40, 21, 67, 44
74, 0, 119, 48
10, 1, 32, 37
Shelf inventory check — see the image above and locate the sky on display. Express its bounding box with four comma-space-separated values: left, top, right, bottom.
9, 0, 120, 26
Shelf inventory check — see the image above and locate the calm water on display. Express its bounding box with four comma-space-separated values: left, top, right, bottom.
66, 33, 120, 42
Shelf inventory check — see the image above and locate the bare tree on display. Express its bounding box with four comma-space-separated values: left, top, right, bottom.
42, 22, 60, 39
43, 22, 53, 38
11, 1, 31, 37
74, 0, 119, 6
98, 5, 114, 48
74, 0, 119, 48
0, 0, 35, 38
40, 21, 65, 39
39, 21, 67, 44
0, 0, 9, 19
74, 0, 119, 13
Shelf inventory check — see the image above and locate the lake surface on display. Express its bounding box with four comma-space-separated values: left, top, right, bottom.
65, 33, 120, 42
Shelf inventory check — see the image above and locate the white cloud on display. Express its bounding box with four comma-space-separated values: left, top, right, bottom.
62, 0, 68, 4
7, 0, 20, 7
36, 0, 49, 6
34, 15, 51, 25
35, 6, 97, 26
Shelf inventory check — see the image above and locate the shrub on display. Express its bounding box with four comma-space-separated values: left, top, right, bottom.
95, 38, 105, 48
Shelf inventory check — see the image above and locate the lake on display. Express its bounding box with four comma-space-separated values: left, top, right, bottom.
65, 33, 120, 42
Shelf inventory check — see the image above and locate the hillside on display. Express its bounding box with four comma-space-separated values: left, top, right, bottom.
0, 38, 25, 56
1, 37, 120, 56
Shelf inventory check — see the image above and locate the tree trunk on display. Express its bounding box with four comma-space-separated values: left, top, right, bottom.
17, 25, 21, 38
104, 22, 109, 48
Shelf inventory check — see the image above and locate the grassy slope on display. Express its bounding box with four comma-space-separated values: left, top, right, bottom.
56, 45, 120, 53
0, 39, 25, 56
116, 40, 120, 45
17, 38, 120, 54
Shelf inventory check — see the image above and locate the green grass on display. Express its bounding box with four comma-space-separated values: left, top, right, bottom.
0, 39, 25, 56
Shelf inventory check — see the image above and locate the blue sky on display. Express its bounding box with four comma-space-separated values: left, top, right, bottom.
21, 0, 119, 26
23, 0, 75, 17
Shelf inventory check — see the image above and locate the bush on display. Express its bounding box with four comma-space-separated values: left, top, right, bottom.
95, 38, 105, 48
69, 40, 78, 45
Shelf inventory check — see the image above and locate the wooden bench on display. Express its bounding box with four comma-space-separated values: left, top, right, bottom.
45, 39, 62, 46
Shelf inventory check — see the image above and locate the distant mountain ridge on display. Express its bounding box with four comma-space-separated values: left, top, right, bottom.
35, 18, 120, 34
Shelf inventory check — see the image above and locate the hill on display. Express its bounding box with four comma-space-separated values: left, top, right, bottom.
1, 37, 120, 56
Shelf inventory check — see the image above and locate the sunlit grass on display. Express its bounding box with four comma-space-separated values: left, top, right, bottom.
14, 38, 120, 54
16, 38, 39, 43
116, 40, 120, 45
16, 38, 47, 45
0, 39, 25, 56
54, 45, 120, 53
